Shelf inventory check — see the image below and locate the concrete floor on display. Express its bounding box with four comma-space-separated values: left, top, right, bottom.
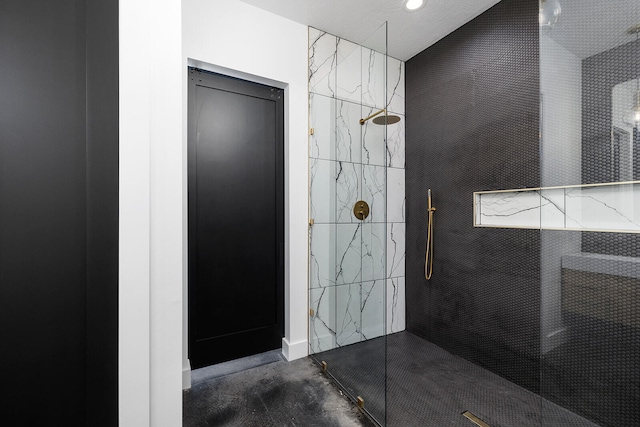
184, 332, 606, 427
183, 353, 374, 427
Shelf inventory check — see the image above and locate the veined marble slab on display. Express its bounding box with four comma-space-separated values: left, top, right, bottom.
309, 27, 405, 115
309, 286, 336, 353
475, 190, 541, 228
387, 168, 406, 223
387, 59, 405, 115
362, 223, 385, 282
361, 280, 385, 340
308, 93, 335, 160
335, 283, 361, 346
309, 28, 336, 98
361, 105, 386, 166
336, 38, 362, 105
335, 100, 362, 163
308, 27, 407, 355
387, 277, 406, 334
362, 49, 385, 110
386, 116, 405, 168
387, 223, 406, 278
474, 181, 640, 233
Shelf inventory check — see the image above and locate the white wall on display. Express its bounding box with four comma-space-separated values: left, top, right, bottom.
120, 0, 183, 425
181, 0, 310, 382
120, 0, 308, 425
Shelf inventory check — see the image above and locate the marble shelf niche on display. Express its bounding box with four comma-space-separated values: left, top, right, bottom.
474, 181, 640, 233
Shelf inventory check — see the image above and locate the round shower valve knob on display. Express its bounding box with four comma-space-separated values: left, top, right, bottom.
353, 200, 370, 221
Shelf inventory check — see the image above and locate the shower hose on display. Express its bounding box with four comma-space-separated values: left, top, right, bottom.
425, 190, 436, 280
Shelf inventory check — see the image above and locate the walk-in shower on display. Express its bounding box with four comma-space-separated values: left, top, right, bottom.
308, 1, 640, 425
308, 21, 400, 423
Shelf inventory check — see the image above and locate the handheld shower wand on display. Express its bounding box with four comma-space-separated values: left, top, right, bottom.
425, 189, 436, 280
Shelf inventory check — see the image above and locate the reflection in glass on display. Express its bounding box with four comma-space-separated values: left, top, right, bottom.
622, 86, 640, 128
541, 1, 640, 426
623, 27, 640, 128
613, 80, 637, 181
539, 0, 561, 28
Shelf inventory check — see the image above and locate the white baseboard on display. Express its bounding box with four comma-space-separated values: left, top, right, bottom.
182, 360, 192, 390
282, 337, 308, 361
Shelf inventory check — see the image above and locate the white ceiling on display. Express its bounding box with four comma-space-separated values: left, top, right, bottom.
238, 0, 501, 61
238, 0, 640, 61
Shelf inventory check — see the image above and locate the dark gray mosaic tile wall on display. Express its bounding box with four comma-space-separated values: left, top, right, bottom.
582, 39, 640, 257
405, 0, 640, 425
404, 0, 541, 393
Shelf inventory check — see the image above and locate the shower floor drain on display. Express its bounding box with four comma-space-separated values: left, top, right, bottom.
462, 411, 492, 427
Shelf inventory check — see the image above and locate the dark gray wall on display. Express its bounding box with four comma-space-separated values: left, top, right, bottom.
85, 0, 119, 423
405, 0, 541, 392
0, 1, 118, 424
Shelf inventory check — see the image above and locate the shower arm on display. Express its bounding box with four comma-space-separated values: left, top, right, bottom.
359, 108, 386, 125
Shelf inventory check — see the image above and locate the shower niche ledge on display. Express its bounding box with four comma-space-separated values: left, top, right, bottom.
561, 252, 640, 329
562, 252, 640, 279
474, 181, 640, 233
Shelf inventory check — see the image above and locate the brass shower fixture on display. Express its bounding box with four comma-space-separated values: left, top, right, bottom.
353, 200, 370, 221
425, 189, 436, 280
359, 108, 401, 125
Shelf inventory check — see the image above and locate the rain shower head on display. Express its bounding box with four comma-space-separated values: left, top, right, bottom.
372, 114, 401, 125
359, 108, 402, 125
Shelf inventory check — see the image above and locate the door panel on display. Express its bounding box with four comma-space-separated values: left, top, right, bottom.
188, 69, 284, 368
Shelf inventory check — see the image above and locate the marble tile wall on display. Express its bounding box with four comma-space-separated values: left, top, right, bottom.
308, 27, 406, 354
474, 182, 640, 233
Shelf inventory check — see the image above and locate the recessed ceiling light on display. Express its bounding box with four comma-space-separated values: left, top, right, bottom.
403, 0, 425, 12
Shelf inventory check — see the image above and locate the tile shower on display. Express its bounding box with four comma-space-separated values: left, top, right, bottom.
307, 0, 639, 425
308, 26, 406, 354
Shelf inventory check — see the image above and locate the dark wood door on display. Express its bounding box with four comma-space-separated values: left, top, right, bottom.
188, 69, 284, 369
